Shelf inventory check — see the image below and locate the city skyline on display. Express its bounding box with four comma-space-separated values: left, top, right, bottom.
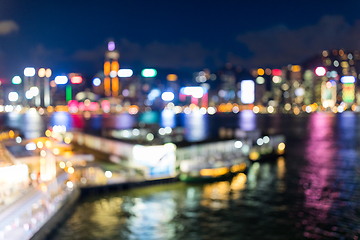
1, 1, 360, 80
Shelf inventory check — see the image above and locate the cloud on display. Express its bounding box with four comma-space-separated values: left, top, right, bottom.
232, 15, 360, 68
0, 20, 19, 35
72, 39, 221, 70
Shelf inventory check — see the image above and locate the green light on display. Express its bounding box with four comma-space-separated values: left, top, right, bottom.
66, 85, 72, 102
141, 68, 157, 78
12, 76, 22, 85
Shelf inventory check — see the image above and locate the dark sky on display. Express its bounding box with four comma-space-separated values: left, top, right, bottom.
0, 0, 360, 80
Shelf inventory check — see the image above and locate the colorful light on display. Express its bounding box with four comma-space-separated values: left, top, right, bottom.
70, 76, 83, 84
141, 68, 157, 77
108, 41, 115, 51
272, 69, 282, 76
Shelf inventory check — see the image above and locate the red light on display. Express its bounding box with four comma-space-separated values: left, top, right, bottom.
70, 76, 83, 84
315, 67, 326, 77
272, 69, 282, 76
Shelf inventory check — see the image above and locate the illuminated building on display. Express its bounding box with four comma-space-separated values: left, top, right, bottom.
104, 41, 120, 97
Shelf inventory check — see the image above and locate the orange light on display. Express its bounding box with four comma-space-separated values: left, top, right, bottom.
166, 74, 178, 81
257, 68, 264, 76
104, 62, 111, 76
111, 61, 119, 72
112, 77, 119, 97
104, 77, 110, 91
291, 65, 301, 72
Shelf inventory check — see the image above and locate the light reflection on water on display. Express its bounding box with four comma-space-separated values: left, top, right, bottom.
52, 112, 360, 239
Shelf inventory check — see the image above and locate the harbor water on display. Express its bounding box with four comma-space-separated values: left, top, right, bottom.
4, 111, 360, 239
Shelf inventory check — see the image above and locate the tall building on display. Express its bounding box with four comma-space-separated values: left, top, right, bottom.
103, 41, 120, 97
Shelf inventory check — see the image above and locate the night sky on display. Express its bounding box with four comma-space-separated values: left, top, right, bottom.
1, 0, 360, 80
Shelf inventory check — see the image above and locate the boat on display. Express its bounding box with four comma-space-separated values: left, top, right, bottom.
178, 151, 249, 182
248, 134, 286, 161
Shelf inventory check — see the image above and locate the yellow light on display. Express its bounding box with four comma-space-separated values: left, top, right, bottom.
66, 161, 72, 167
45, 130, 51, 137
45, 68, 52, 78
293, 107, 300, 115
53, 148, 60, 155
253, 106, 260, 114
38, 68, 46, 78
40, 158, 46, 165
45, 140, 52, 148
37, 141, 44, 148
67, 166, 74, 174
249, 151, 260, 161
291, 65, 301, 72
166, 74, 178, 81
64, 137, 71, 144
278, 142, 285, 151
8, 130, 14, 139
59, 162, 65, 169
257, 68, 264, 76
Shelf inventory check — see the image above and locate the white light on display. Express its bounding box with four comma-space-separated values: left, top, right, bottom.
315, 67, 326, 77
263, 136, 270, 144
93, 77, 101, 86
161, 92, 175, 101
132, 129, 140, 136
118, 69, 133, 78
200, 107, 207, 115
256, 76, 265, 84
105, 171, 112, 178
12, 76, 22, 84
110, 70, 117, 78
54, 76, 68, 85
164, 126, 172, 134
234, 141, 243, 148
25, 142, 37, 151
207, 107, 216, 115
25, 90, 33, 99
30, 86, 39, 96
15, 136, 22, 143
182, 86, 204, 98
146, 133, 154, 141
337, 105, 344, 113
24, 67, 35, 77
8, 92, 19, 102
305, 106, 312, 113
241, 80, 255, 104
158, 128, 166, 135
66, 181, 74, 188
256, 138, 264, 146
4, 105, 13, 112
30, 173, 36, 180
340, 76, 356, 84
295, 88, 305, 97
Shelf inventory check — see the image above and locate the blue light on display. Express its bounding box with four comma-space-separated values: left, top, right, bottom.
93, 77, 101, 86
340, 76, 356, 84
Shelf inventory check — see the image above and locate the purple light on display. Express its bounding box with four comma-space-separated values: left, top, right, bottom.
108, 41, 115, 51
